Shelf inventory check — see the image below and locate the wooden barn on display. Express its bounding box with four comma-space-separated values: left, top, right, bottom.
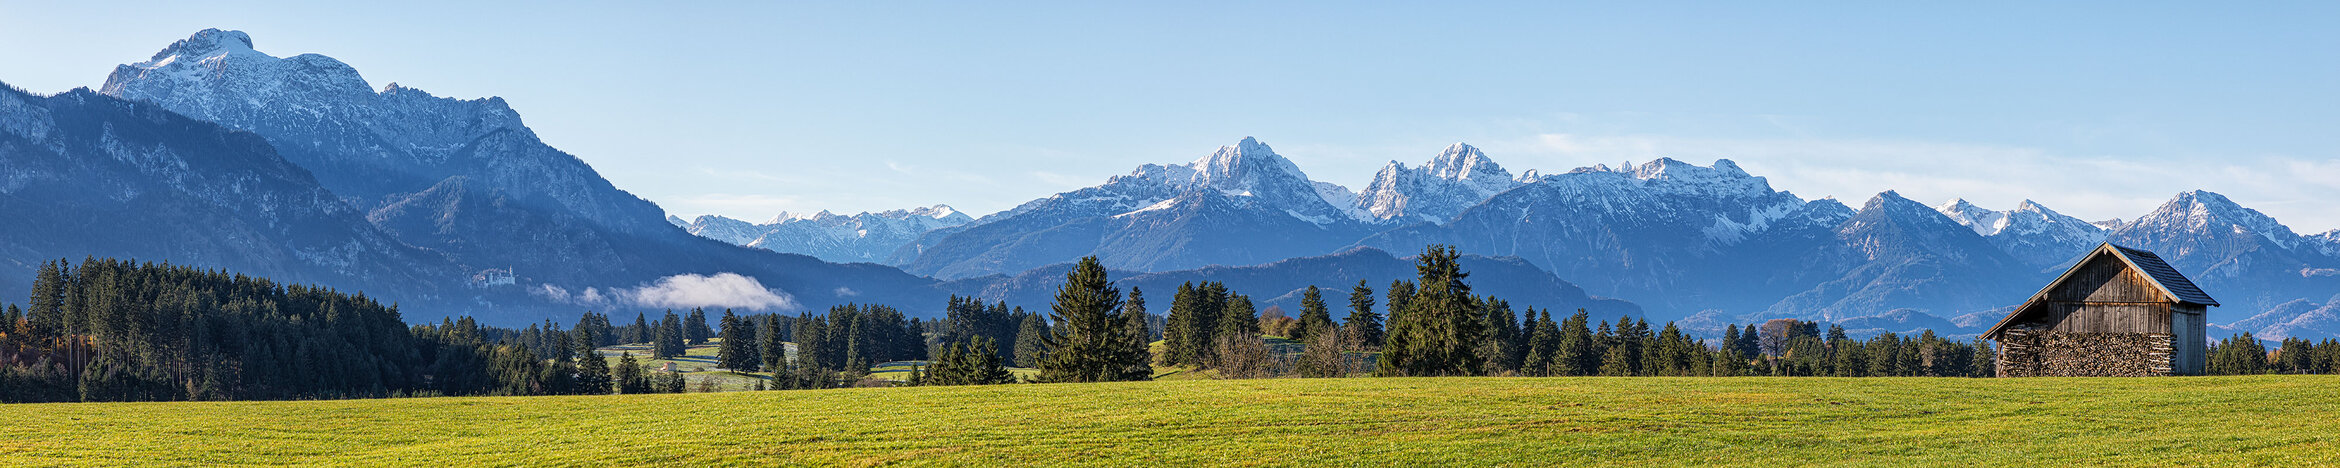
1983, 243, 2218, 377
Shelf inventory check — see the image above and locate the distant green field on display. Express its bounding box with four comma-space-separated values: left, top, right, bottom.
1, 376, 2333, 466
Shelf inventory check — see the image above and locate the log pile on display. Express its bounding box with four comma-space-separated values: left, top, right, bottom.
1996, 329, 2173, 377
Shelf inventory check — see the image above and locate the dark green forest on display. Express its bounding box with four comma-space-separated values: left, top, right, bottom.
6, 251, 2333, 404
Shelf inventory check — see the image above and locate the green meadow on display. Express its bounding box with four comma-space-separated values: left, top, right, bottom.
2, 376, 2334, 466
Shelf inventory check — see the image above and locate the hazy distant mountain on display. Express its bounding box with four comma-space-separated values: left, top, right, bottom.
1934, 198, 2108, 270
943, 246, 1642, 320
896, 137, 1375, 279
1358, 158, 1854, 320
1762, 191, 2035, 321
680, 205, 972, 263
0, 83, 448, 304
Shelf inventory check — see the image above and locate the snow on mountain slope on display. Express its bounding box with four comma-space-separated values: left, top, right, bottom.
898, 137, 1372, 278
100, 29, 667, 236
2106, 190, 2340, 325
1356, 142, 1522, 224
1934, 199, 2108, 269
680, 205, 974, 264
1356, 157, 1843, 319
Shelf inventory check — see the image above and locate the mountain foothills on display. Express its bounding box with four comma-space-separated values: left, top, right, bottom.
3, 29, 2337, 342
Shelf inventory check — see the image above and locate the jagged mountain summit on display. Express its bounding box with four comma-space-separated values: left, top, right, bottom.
2106, 190, 2340, 325
85, 29, 949, 322
99, 29, 665, 235
1355, 142, 1526, 224
1934, 198, 2109, 269
1360, 157, 1851, 319
894, 137, 1376, 279
681, 205, 973, 263
1764, 191, 2032, 321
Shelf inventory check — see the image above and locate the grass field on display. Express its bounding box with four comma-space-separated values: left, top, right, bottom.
2, 376, 2334, 466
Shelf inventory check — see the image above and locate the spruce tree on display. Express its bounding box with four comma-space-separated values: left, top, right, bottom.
1012, 314, 1050, 368
575, 333, 613, 394
1343, 280, 1383, 348
1478, 298, 1521, 375
615, 352, 648, 394
1554, 309, 1596, 376
1292, 286, 1334, 343
685, 308, 712, 345
932, 337, 1015, 385
1376, 245, 1485, 377
1119, 287, 1155, 378
1034, 257, 1151, 383
716, 310, 758, 372
759, 315, 786, 373
1521, 309, 1559, 377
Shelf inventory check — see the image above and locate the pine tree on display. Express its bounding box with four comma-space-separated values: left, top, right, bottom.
1385, 279, 1415, 334
716, 310, 758, 372
931, 337, 1015, 385
1292, 286, 1335, 343
1477, 298, 1521, 375
1520, 309, 1560, 376
575, 333, 612, 395
1119, 287, 1155, 378
1376, 245, 1485, 377
1012, 314, 1050, 368
1034, 257, 1151, 383
1343, 280, 1383, 348
615, 352, 649, 394
1554, 309, 1597, 376
685, 308, 713, 345
759, 315, 786, 373
1597, 341, 1634, 376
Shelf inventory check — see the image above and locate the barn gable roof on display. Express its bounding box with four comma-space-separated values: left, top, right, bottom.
1982, 243, 2219, 340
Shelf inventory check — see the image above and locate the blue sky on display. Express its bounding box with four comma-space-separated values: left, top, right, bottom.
4, 1, 2336, 231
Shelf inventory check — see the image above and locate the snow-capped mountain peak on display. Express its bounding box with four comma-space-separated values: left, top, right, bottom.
1355, 142, 1525, 224
1928, 198, 2105, 266
1934, 198, 2006, 235
2130, 190, 2301, 249
147, 28, 256, 61
1423, 142, 1514, 185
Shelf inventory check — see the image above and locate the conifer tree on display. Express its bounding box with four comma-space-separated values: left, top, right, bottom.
1598, 341, 1635, 376
1119, 287, 1155, 378
1385, 279, 1415, 332
1292, 286, 1335, 343
685, 308, 712, 345
1034, 257, 1151, 383
716, 310, 758, 372
758, 315, 786, 373
615, 352, 649, 394
1012, 314, 1050, 368
1343, 280, 1383, 348
1521, 309, 1560, 376
1554, 309, 1596, 376
931, 337, 1014, 385
1478, 298, 1521, 375
1376, 245, 1485, 377
575, 333, 612, 394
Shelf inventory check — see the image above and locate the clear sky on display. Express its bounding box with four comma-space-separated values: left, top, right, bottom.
4, 1, 2336, 232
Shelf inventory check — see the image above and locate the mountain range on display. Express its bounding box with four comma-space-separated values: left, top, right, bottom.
6, 29, 2338, 341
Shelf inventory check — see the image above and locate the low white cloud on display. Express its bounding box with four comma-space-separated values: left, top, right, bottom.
533, 273, 802, 312
832, 286, 860, 297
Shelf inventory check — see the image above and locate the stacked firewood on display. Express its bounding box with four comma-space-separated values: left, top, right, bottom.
1997, 329, 2173, 377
